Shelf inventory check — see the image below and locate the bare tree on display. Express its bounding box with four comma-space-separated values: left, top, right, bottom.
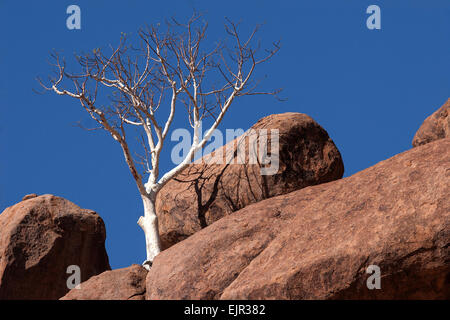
38, 13, 280, 269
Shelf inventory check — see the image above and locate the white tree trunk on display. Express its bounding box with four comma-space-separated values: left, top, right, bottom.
137, 195, 162, 270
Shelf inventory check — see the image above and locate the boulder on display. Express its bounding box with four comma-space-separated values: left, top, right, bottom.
61, 264, 147, 300
0, 194, 110, 299
146, 138, 450, 300
157, 112, 344, 249
413, 98, 450, 147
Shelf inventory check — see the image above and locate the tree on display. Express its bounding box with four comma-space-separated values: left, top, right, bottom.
38, 13, 280, 269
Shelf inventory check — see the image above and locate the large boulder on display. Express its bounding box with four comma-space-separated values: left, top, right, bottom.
0, 194, 110, 299
146, 138, 450, 300
61, 264, 147, 300
157, 112, 344, 249
413, 98, 450, 147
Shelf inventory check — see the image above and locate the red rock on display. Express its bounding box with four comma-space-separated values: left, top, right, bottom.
61, 264, 147, 300
413, 98, 450, 147
156, 112, 344, 249
146, 138, 450, 300
0, 194, 110, 299
21, 194, 38, 201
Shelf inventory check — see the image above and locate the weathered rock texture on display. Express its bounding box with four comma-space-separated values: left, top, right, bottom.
0, 195, 110, 300
146, 138, 450, 300
61, 264, 147, 300
156, 112, 344, 249
21, 194, 37, 201
413, 98, 450, 147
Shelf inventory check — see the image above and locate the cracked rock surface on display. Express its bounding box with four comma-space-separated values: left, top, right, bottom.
146, 138, 450, 300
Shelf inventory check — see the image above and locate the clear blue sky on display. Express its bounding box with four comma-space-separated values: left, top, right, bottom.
1, 0, 449, 269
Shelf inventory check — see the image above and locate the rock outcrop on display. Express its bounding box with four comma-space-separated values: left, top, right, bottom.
61, 264, 147, 300
146, 138, 450, 300
0, 195, 110, 300
156, 112, 344, 249
413, 98, 450, 147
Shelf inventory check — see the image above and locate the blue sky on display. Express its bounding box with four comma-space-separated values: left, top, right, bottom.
1, 0, 449, 269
